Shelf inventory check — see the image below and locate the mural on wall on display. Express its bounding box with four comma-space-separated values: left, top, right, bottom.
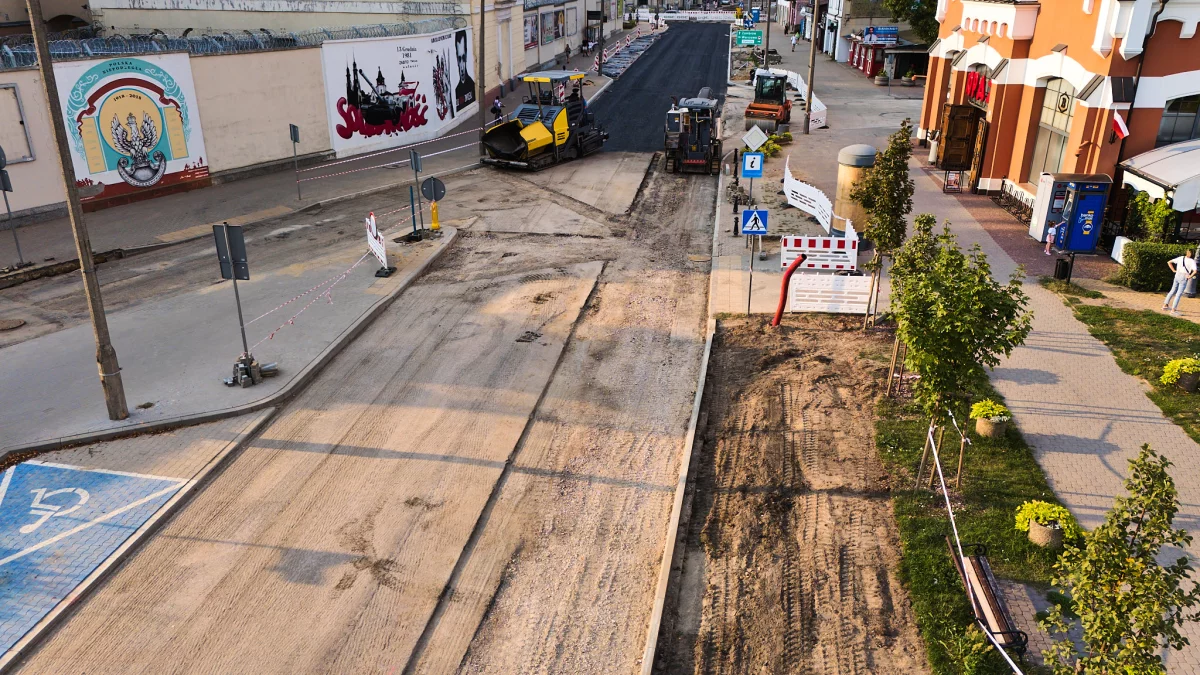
56, 54, 208, 202
321, 28, 478, 157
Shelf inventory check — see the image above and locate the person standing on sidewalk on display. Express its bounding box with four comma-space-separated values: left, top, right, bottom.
791, 34, 798, 52
490, 97, 504, 123
1044, 222, 1059, 255
1163, 249, 1197, 315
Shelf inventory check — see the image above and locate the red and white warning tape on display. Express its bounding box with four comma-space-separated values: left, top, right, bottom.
247, 252, 372, 353
298, 125, 486, 175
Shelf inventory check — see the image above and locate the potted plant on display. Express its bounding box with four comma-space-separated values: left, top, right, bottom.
970, 399, 1010, 439
901, 69, 916, 86
874, 73, 889, 86
1015, 500, 1082, 548
1160, 357, 1200, 393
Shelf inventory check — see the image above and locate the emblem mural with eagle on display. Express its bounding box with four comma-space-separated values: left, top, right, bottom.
110, 111, 168, 188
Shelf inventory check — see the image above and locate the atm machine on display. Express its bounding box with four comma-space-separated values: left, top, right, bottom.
1029, 173, 1112, 253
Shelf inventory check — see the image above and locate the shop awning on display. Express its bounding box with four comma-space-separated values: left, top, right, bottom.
1120, 138, 1200, 212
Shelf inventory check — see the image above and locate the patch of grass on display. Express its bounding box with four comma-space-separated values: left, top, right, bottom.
1038, 276, 1105, 299
876, 387, 1064, 674
1069, 304, 1200, 444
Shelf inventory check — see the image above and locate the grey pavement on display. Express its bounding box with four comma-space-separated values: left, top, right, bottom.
909, 161, 1200, 673
0, 224, 453, 453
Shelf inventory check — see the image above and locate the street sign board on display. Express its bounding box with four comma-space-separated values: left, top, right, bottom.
289, 124, 300, 144
742, 125, 768, 152
421, 176, 446, 202
0, 145, 6, 169
741, 151, 764, 179
735, 29, 762, 46
212, 224, 249, 280
750, 7, 760, 22
0, 170, 11, 193
365, 212, 389, 269
742, 209, 768, 235
409, 150, 422, 173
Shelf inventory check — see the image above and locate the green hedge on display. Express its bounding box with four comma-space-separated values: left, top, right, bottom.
1115, 242, 1193, 292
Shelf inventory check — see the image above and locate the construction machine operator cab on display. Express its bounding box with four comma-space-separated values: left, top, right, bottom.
754, 71, 787, 105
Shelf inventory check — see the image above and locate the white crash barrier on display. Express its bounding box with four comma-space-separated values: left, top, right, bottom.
759, 68, 827, 129
636, 8, 737, 21
780, 223, 859, 271
789, 274, 871, 314
783, 154, 843, 234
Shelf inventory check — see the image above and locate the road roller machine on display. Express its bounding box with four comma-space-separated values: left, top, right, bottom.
744, 69, 792, 132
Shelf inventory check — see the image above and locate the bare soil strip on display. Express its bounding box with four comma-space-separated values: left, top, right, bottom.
656, 315, 929, 675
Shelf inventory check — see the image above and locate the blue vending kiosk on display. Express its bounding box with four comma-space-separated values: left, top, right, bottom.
1054, 176, 1111, 253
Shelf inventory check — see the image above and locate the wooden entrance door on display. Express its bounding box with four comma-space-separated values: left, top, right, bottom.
967, 118, 989, 193
937, 104, 979, 171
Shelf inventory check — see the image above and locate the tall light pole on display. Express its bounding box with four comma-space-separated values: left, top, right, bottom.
477, 0, 487, 154
25, 0, 128, 420
802, 0, 819, 134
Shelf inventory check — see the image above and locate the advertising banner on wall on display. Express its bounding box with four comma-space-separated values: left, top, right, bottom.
320, 28, 478, 158
542, 10, 565, 44
55, 53, 209, 204
524, 15, 539, 49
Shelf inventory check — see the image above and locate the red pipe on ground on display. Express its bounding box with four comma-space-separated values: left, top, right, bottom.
771, 253, 807, 327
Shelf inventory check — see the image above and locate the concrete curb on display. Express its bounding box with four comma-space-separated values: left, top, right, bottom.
639, 168, 725, 675
0, 407, 277, 673
0, 162, 480, 290
0, 226, 460, 460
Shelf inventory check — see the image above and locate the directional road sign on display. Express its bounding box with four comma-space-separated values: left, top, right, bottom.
735, 29, 762, 46
742, 209, 768, 235
0, 461, 187, 653
742, 125, 768, 152
741, 152, 764, 179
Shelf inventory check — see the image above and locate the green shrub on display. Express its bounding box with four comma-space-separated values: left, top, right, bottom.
1127, 190, 1178, 242
1114, 242, 1193, 292
1160, 357, 1200, 385
1015, 500, 1083, 541
969, 399, 1009, 422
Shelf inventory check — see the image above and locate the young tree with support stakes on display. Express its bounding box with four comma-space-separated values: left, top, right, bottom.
890, 221, 1032, 483
851, 118, 915, 328
1040, 445, 1200, 674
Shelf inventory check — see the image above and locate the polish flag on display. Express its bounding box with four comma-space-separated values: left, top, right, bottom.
1113, 111, 1130, 139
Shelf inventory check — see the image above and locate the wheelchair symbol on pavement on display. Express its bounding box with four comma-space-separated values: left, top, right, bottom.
19, 487, 90, 534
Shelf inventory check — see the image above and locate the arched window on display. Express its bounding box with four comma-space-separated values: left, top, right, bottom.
1157, 94, 1200, 147
1027, 78, 1076, 183
1000, 23, 1008, 37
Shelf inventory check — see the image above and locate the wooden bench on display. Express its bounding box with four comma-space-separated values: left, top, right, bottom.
945, 537, 1029, 659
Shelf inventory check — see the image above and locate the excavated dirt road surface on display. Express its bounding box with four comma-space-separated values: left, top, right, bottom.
15, 159, 717, 674
656, 315, 929, 675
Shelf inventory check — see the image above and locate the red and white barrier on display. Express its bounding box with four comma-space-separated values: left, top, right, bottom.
780, 225, 859, 271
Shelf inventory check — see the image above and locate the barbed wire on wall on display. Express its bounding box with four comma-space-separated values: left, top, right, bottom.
0, 15, 468, 71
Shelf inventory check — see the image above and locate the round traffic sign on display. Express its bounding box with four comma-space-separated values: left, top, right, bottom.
0, 145, 6, 170
421, 176, 446, 202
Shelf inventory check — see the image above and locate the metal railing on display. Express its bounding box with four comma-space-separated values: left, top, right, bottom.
0, 16, 466, 70
993, 178, 1035, 224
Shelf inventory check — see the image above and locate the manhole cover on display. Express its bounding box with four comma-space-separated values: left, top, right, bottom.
0, 319, 26, 331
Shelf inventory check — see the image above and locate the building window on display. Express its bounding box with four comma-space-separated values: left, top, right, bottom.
1027, 78, 1076, 183
1157, 94, 1200, 148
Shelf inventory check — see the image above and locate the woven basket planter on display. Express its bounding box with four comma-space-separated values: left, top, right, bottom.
1178, 371, 1200, 393
1028, 519, 1064, 548
975, 417, 1007, 439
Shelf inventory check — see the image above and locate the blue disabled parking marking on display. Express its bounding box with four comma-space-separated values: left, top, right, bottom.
0, 461, 187, 654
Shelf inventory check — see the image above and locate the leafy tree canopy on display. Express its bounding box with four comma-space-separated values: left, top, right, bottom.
883, 0, 940, 46
1041, 445, 1200, 674
850, 119, 915, 256
892, 222, 1032, 417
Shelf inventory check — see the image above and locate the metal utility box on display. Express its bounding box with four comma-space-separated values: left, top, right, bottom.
1029, 173, 1112, 253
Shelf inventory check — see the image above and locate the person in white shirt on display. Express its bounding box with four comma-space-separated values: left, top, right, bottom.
1163, 249, 1197, 315
791, 34, 798, 52
1044, 222, 1059, 255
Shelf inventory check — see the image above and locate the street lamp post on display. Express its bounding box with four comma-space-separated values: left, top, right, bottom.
24, 0, 128, 420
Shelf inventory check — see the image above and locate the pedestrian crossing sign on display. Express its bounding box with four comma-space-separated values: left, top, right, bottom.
742, 209, 768, 235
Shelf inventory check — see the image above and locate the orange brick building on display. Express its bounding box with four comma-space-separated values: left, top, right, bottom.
918, 0, 1200, 197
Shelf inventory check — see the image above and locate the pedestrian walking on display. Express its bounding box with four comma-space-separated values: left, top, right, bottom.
791, 34, 798, 52
1163, 249, 1197, 315
1044, 222, 1059, 255
490, 96, 504, 123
